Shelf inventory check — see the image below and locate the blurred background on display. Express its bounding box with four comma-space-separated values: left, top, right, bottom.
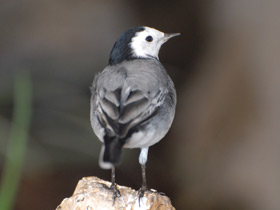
1, 0, 280, 209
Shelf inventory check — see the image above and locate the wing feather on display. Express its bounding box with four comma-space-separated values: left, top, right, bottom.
92, 59, 168, 141
95, 87, 165, 139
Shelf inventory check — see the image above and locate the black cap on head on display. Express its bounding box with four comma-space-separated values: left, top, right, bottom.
109, 26, 145, 65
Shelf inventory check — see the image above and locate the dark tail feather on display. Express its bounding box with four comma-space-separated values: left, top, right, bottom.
104, 137, 122, 164
99, 136, 122, 169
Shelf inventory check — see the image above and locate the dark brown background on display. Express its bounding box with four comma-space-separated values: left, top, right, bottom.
1, 0, 280, 209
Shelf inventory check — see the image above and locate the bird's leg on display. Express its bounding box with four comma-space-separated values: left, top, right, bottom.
139, 163, 148, 196
110, 166, 121, 204
141, 163, 147, 189
138, 147, 152, 203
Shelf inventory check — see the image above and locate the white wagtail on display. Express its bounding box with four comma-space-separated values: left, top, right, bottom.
90, 26, 179, 201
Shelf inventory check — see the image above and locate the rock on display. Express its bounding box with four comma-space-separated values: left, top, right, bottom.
56, 176, 175, 210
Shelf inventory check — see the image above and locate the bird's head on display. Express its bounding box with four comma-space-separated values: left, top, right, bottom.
109, 26, 180, 65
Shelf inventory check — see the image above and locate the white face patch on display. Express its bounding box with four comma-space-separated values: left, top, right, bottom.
130, 27, 165, 59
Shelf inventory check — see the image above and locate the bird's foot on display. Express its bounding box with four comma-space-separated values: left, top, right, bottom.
137, 185, 154, 206
101, 183, 121, 205
138, 185, 149, 198
138, 186, 165, 199
110, 183, 121, 205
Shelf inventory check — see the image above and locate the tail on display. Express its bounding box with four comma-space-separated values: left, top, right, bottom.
99, 136, 123, 169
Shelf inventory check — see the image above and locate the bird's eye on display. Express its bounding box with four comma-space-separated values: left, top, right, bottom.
145, 36, 153, 42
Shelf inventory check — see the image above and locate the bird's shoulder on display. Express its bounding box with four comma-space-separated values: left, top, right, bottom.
94, 59, 168, 94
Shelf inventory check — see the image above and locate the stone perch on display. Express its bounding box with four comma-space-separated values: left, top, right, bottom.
56, 176, 175, 210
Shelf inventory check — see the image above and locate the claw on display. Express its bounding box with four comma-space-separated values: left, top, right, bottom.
138, 186, 166, 205
138, 185, 152, 206
100, 183, 121, 205
110, 183, 121, 205
138, 187, 145, 201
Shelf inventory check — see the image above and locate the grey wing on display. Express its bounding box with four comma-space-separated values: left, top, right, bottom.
91, 70, 167, 141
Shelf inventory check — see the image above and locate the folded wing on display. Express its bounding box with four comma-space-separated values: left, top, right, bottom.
95, 83, 166, 141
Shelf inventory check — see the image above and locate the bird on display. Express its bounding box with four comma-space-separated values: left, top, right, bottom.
90, 26, 179, 201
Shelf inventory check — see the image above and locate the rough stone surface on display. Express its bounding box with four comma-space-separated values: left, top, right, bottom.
56, 176, 175, 210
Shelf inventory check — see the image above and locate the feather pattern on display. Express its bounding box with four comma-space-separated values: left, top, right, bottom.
91, 59, 171, 143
